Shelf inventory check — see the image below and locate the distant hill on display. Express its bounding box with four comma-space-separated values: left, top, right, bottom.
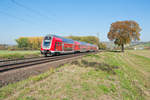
129, 41, 150, 46
101, 41, 150, 50
125, 41, 150, 50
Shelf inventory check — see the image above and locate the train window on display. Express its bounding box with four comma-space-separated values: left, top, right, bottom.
56, 42, 60, 46
43, 36, 51, 47
44, 36, 51, 40
44, 41, 50, 46
57, 42, 61, 46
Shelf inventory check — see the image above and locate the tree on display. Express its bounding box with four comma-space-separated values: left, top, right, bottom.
107, 20, 141, 52
16, 37, 29, 48
16, 37, 43, 50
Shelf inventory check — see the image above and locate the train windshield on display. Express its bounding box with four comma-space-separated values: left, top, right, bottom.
43, 37, 51, 46
44, 41, 50, 46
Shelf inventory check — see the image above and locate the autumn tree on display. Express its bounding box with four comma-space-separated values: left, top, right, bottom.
107, 20, 141, 52
28, 37, 43, 50
16, 37, 43, 50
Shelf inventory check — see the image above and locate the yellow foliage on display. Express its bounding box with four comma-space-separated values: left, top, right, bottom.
16, 37, 43, 50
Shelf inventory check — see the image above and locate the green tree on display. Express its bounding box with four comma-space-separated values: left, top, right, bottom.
16, 37, 29, 48
107, 20, 141, 52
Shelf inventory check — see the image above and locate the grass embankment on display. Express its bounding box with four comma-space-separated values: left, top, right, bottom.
0, 50, 150, 100
0, 50, 41, 59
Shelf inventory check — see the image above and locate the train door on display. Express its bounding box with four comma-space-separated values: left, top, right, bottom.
59, 42, 62, 51
55, 41, 62, 51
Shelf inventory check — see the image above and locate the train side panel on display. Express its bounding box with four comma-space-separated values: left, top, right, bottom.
41, 34, 99, 56
53, 37, 63, 52
74, 41, 80, 52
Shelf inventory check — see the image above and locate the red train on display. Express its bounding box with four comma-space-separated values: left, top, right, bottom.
41, 34, 98, 56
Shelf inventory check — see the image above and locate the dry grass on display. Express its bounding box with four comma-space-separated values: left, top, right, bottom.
0, 50, 40, 59
128, 50, 150, 58
0, 51, 150, 100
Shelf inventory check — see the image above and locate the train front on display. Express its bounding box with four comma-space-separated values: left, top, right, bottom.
41, 35, 53, 56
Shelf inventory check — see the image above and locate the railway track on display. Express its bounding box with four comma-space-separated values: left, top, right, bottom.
0, 52, 98, 72
0, 57, 45, 66
0, 56, 42, 63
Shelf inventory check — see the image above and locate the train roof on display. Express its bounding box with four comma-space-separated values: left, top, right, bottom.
79, 41, 97, 47
46, 34, 74, 43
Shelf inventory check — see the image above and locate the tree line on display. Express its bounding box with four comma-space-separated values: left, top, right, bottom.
15, 36, 106, 50
16, 37, 43, 50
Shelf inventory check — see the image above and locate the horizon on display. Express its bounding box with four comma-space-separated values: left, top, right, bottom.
0, 0, 150, 44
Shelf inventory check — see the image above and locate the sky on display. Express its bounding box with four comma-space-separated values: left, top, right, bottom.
0, 0, 150, 44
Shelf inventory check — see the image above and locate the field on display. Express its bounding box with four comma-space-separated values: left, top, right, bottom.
0, 50, 41, 59
0, 50, 150, 100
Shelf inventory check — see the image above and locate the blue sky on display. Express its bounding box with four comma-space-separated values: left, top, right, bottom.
0, 0, 150, 44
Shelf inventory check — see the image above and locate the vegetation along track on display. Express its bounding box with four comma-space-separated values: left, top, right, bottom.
0, 52, 99, 72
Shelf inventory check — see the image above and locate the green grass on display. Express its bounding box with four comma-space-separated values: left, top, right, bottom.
0, 50, 41, 59
0, 50, 150, 100
142, 42, 150, 47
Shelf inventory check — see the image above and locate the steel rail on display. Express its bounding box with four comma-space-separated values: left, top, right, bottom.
0, 52, 98, 72
0, 56, 44, 62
